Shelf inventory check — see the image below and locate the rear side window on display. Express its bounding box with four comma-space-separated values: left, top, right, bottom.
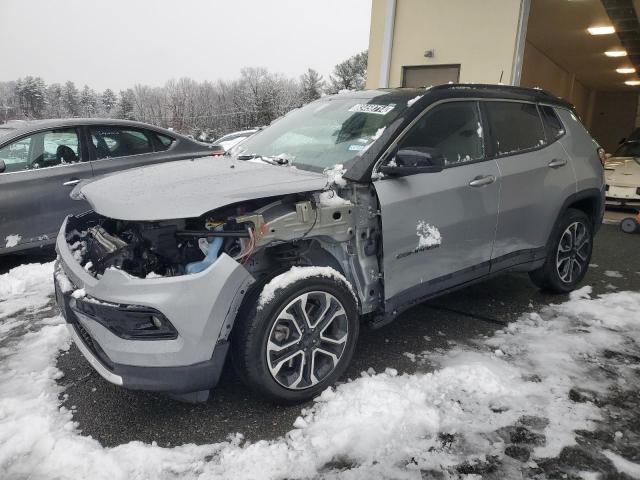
540, 105, 565, 141
90, 126, 154, 160
485, 102, 546, 156
154, 132, 175, 151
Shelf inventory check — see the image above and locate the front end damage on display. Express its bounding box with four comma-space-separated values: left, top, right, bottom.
55, 184, 384, 398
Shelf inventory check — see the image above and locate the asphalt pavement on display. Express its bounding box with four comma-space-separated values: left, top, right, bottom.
35, 222, 636, 449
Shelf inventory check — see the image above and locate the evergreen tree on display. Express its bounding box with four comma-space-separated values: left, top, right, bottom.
101, 88, 117, 114
45, 83, 64, 117
300, 68, 324, 103
61, 81, 80, 116
79, 85, 98, 116
117, 89, 135, 119
15, 76, 46, 118
327, 50, 368, 93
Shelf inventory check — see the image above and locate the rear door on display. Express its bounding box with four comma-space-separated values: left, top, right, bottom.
374, 100, 500, 310
0, 128, 93, 251
87, 125, 176, 178
485, 101, 577, 270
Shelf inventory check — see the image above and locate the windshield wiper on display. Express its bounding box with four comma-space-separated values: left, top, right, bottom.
237, 154, 290, 166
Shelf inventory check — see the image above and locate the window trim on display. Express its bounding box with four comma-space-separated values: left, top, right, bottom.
373, 98, 489, 175
480, 99, 549, 160
88, 125, 157, 161
0, 127, 85, 175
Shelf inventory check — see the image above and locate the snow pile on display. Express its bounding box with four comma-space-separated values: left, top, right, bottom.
416, 220, 442, 249
323, 164, 347, 187
4, 235, 21, 248
258, 266, 356, 309
0, 262, 55, 321
2, 262, 640, 479
318, 190, 352, 207
604, 270, 623, 278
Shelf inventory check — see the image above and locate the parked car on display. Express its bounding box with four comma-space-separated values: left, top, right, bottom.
211, 129, 260, 151
604, 140, 640, 207
54, 85, 604, 403
0, 118, 224, 253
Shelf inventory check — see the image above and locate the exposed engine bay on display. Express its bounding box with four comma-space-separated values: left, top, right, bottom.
65, 185, 384, 314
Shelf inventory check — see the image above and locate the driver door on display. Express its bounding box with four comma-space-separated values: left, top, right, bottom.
373, 101, 500, 310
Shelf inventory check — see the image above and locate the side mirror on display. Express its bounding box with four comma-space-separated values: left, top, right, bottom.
0, 159, 5, 174
379, 147, 445, 177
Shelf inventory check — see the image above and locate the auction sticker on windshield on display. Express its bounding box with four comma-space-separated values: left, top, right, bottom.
349, 103, 396, 115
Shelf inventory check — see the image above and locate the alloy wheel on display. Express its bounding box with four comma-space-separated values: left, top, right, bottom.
556, 221, 590, 284
266, 291, 348, 390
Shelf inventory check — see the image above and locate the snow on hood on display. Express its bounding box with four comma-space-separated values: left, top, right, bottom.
78, 157, 328, 221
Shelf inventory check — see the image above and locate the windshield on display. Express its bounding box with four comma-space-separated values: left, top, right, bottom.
230, 96, 407, 172
614, 142, 640, 157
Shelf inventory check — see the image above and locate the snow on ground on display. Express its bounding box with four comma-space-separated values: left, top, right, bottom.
1, 263, 640, 479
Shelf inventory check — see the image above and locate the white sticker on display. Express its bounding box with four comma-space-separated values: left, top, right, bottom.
349, 103, 396, 115
348, 144, 365, 151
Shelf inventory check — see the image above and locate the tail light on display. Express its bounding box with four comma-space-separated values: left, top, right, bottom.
208, 150, 225, 157
597, 147, 606, 167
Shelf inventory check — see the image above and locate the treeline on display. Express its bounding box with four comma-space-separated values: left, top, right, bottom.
0, 51, 367, 141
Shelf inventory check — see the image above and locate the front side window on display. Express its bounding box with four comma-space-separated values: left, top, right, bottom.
90, 126, 154, 159
231, 96, 409, 172
0, 128, 81, 173
485, 102, 546, 155
398, 101, 484, 166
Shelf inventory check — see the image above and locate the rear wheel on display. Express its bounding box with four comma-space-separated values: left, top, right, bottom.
620, 217, 639, 234
529, 208, 593, 293
232, 269, 359, 404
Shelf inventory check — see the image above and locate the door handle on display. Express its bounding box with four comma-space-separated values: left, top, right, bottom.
548, 158, 567, 168
63, 178, 80, 186
469, 175, 496, 187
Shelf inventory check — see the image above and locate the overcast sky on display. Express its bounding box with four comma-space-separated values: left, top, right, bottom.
1, 0, 372, 91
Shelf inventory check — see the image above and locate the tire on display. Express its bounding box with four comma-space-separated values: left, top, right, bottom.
620, 217, 639, 234
231, 269, 359, 404
529, 208, 593, 293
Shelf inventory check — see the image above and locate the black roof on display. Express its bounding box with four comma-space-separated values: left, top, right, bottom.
338, 83, 572, 109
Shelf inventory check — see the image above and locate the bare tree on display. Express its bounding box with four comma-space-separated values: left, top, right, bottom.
327, 50, 368, 93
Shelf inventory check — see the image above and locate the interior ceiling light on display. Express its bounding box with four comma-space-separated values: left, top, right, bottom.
588, 25, 615, 35
625, 80, 640, 86
605, 50, 627, 57
617, 67, 636, 74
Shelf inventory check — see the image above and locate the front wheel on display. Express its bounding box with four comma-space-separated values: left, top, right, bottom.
232, 268, 359, 404
529, 208, 593, 293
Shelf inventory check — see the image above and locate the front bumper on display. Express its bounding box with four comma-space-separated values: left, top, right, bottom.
55, 214, 253, 393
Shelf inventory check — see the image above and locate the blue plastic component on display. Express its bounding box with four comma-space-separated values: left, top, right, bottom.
185, 236, 224, 274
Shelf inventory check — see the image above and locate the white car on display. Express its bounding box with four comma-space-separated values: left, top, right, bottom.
605, 141, 640, 207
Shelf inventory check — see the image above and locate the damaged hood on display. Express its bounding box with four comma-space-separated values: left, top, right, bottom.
78, 157, 328, 220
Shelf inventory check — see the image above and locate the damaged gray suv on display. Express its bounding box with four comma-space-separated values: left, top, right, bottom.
55, 85, 605, 403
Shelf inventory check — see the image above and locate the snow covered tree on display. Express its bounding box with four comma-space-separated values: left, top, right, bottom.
327, 50, 368, 93
117, 89, 135, 120
61, 81, 80, 117
15, 76, 46, 118
101, 88, 117, 115
300, 68, 324, 103
45, 83, 64, 118
79, 85, 98, 117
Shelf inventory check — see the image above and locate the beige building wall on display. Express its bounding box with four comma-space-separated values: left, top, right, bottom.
366, 0, 524, 89
520, 41, 591, 120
